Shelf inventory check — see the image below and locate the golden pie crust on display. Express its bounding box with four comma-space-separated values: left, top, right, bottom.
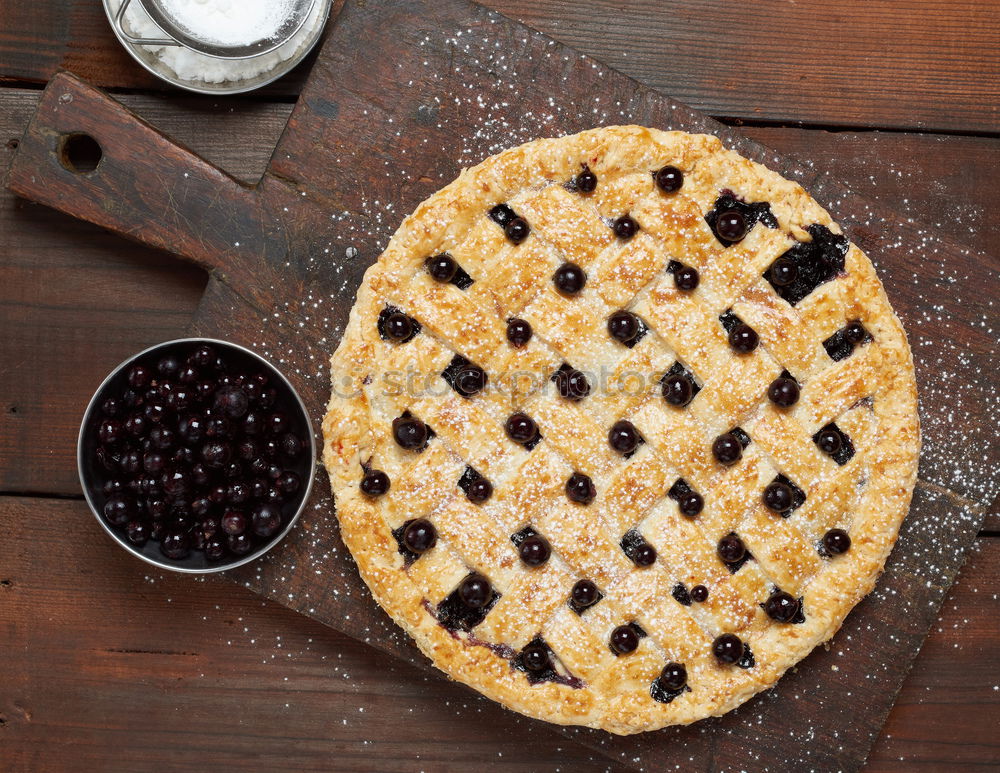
322, 127, 919, 734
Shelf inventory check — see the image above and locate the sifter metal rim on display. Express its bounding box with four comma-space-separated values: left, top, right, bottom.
102, 0, 332, 95
132, 0, 319, 60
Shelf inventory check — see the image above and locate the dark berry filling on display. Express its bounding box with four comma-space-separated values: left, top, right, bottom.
403, 518, 437, 554
823, 320, 872, 361
690, 584, 709, 603
671, 262, 700, 291
506, 318, 532, 347
672, 583, 692, 606
553, 363, 591, 401
607, 310, 641, 345
505, 218, 530, 244
813, 423, 855, 465
729, 323, 759, 354
620, 529, 656, 567
570, 579, 603, 613
763, 481, 793, 514
610, 623, 644, 655
679, 491, 704, 517
657, 662, 687, 692
572, 165, 598, 194
392, 414, 429, 450
426, 253, 474, 289
668, 478, 704, 517
719, 310, 759, 353
768, 374, 800, 407
489, 204, 530, 243
608, 420, 643, 455
520, 641, 550, 672
769, 257, 797, 287
763, 590, 805, 624
565, 472, 596, 505
519, 534, 552, 567
712, 633, 745, 664
715, 210, 747, 243
442, 354, 488, 398
509, 636, 582, 687
505, 412, 541, 449
822, 528, 851, 556
712, 433, 743, 465
765, 224, 848, 306
654, 165, 684, 193
553, 262, 587, 296
488, 203, 517, 227
612, 215, 639, 240
458, 466, 493, 504
426, 253, 457, 283
705, 193, 778, 247
660, 361, 700, 407
717, 533, 746, 565
730, 427, 752, 448
436, 574, 499, 631
377, 305, 420, 343
768, 473, 806, 515
718, 532, 752, 573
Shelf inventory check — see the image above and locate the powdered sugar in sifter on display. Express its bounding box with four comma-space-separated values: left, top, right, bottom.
113, 0, 320, 60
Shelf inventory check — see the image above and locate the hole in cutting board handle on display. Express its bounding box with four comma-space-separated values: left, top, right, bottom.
58, 133, 103, 174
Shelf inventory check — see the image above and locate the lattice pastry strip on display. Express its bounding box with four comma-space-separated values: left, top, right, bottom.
687, 348, 783, 436
485, 446, 572, 536
634, 279, 732, 378
534, 501, 635, 590
476, 561, 578, 649
466, 237, 563, 319
518, 285, 621, 373
383, 443, 466, 528
515, 184, 614, 269
597, 446, 677, 539
589, 231, 673, 310
584, 341, 678, 431
323, 126, 919, 734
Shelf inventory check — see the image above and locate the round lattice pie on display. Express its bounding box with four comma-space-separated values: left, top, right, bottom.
322, 126, 919, 734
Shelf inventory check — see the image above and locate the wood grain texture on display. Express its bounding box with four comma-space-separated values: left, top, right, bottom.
5, 0, 995, 764
1, 0, 998, 767
0, 496, 623, 773
3, 1, 1000, 132
483, 0, 1000, 133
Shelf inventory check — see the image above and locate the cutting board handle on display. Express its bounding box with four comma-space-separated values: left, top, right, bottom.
6, 71, 267, 273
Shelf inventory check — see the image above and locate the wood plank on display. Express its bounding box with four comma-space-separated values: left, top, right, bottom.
867, 537, 1000, 770
6, 6, 987, 765
2, 496, 997, 771
482, 0, 1000, 134
0, 496, 620, 773
3, 1, 1000, 132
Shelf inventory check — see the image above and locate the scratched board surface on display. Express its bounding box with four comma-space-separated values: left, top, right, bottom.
7, 0, 998, 769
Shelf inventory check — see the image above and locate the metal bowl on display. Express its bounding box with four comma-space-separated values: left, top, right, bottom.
78, 338, 316, 574
101, 0, 332, 95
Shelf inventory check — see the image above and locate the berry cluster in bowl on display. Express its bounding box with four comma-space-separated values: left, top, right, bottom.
79, 339, 315, 572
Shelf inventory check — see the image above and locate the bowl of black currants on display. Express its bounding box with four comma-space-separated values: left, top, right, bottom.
78, 338, 316, 573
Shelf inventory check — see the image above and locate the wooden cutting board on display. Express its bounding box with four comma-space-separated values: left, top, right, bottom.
7, 0, 999, 769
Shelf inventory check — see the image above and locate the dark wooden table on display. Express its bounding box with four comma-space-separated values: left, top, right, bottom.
2, 2, 998, 771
